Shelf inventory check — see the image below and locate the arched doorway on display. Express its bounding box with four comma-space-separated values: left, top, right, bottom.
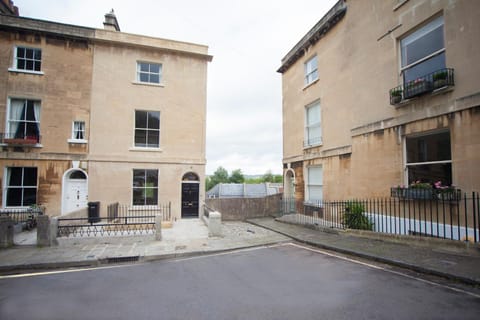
181, 172, 199, 218
62, 169, 88, 215
284, 169, 296, 213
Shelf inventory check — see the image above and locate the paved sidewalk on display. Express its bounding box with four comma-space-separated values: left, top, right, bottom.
0, 219, 289, 273
247, 217, 480, 286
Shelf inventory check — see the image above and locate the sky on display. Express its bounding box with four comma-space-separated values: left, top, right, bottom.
16, 0, 337, 175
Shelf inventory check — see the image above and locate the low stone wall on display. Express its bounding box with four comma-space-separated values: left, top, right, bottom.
60, 207, 88, 226
206, 194, 282, 221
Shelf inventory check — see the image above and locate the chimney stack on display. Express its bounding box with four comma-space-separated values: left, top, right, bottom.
103, 9, 120, 31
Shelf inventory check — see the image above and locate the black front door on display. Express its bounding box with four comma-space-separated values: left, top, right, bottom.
181, 183, 199, 218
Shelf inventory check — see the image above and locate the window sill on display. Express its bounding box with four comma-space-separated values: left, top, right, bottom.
132, 81, 165, 88
8, 68, 44, 76
129, 147, 163, 152
303, 78, 319, 91
0, 142, 43, 148
303, 142, 323, 149
68, 139, 88, 144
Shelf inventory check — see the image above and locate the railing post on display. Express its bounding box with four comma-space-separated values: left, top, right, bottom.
37, 215, 57, 246
0, 216, 14, 248
155, 215, 162, 241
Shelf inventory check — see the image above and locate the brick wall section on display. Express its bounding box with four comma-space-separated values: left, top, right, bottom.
205, 194, 282, 221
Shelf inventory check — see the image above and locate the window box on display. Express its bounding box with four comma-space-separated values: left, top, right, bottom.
403, 79, 433, 99
391, 186, 461, 201
3, 135, 40, 145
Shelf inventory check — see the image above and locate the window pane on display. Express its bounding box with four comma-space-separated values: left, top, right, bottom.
23, 188, 37, 206
308, 185, 323, 201
6, 188, 22, 206
26, 48, 34, 59
139, 63, 149, 72
17, 59, 25, 69
135, 111, 147, 128
26, 60, 33, 70
17, 47, 25, 58
402, 25, 444, 67
135, 129, 147, 147
406, 132, 451, 163
150, 74, 160, 83
408, 163, 452, 185
147, 131, 159, 147
70, 171, 87, 179
132, 188, 145, 205
34, 50, 41, 60
8, 168, 23, 186
150, 64, 160, 73
139, 73, 148, 82
34, 61, 41, 71
308, 167, 323, 185
23, 168, 37, 186
307, 104, 320, 124
148, 111, 160, 129
403, 53, 445, 83
145, 189, 158, 205
146, 170, 158, 187
308, 126, 321, 143
133, 170, 145, 187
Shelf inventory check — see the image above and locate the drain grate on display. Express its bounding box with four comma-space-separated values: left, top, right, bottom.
105, 256, 140, 264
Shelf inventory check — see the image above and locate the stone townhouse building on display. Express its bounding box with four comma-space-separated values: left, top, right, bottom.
0, 10, 212, 219
279, 0, 480, 203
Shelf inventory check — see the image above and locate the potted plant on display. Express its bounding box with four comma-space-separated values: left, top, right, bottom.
432, 70, 448, 89
433, 181, 460, 201
390, 88, 403, 104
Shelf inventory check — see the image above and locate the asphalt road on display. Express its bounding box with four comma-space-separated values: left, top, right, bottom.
1, 243, 479, 320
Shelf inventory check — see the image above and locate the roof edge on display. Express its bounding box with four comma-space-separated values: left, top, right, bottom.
277, 0, 347, 74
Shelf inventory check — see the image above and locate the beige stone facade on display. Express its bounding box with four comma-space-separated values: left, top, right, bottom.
279, 0, 480, 202
0, 12, 211, 219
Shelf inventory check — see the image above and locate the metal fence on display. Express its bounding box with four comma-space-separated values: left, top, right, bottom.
57, 202, 171, 238
280, 192, 480, 243
0, 208, 43, 230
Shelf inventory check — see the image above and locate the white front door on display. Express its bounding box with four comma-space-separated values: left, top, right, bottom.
65, 180, 88, 213
62, 169, 88, 215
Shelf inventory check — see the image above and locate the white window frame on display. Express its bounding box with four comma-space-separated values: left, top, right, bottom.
132, 169, 159, 206
403, 130, 452, 185
133, 110, 161, 149
5, 98, 41, 143
135, 61, 163, 85
304, 101, 322, 147
3, 167, 38, 208
306, 166, 323, 203
8, 46, 44, 75
304, 55, 318, 86
400, 16, 445, 82
68, 121, 87, 144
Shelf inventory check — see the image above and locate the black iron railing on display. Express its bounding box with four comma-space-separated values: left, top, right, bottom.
279, 191, 480, 243
0, 133, 41, 145
0, 207, 43, 230
58, 202, 171, 238
389, 68, 454, 105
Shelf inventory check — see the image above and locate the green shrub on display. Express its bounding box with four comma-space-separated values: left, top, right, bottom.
343, 201, 374, 230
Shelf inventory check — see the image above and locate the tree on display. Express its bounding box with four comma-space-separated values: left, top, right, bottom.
206, 166, 229, 191
262, 170, 274, 183
229, 169, 245, 183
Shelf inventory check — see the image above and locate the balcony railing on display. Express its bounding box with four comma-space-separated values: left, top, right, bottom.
390, 68, 454, 105
0, 133, 41, 145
